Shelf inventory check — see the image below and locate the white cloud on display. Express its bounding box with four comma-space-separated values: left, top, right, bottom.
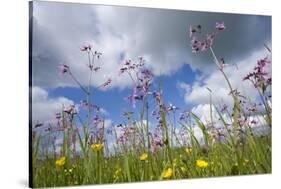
32, 86, 74, 124
104, 119, 112, 128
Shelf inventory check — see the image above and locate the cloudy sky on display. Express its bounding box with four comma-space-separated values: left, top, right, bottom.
31, 1, 271, 129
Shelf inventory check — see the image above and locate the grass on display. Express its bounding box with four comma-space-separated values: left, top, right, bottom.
32, 133, 271, 187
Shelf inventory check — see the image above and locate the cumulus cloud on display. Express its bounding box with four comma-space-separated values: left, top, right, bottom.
179, 47, 271, 106
31, 1, 271, 91
32, 86, 74, 124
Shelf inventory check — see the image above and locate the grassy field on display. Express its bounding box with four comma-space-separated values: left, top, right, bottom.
31, 22, 272, 187
32, 134, 271, 187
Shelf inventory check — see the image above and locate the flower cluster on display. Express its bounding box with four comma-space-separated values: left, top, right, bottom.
188, 22, 225, 53
121, 57, 155, 108
116, 124, 140, 146
119, 57, 145, 75
243, 57, 271, 93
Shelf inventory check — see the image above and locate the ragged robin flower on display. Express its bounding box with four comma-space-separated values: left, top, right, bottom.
162, 168, 173, 179
91, 143, 103, 151
196, 159, 208, 168
55, 156, 66, 167
139, 153, 148, 161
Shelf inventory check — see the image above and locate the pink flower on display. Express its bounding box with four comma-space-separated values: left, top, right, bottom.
215, 22, 225, 30
80, 44, 91, 51
63, 105, 77, 115
93, 115, 102, 125
58, 64, 69, 75
100, 78, 112, 88
55, 113, 62, 120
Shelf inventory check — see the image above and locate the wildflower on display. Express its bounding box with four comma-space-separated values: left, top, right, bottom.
179, 110, 190, 122
215, 22, 226, 30
100, 78, 112, 88
55, 113, 62, 120
58, 64, 69, 75
185, 147, 192, 154
93, 115, 102, 125
119, 67, 127, 74
166, 103, 179, 112
94, 51, 102, 59
196, 159, 208, 168
80, 44, 91, 51
162, 168, 173, 179
139, 153, 148, 161
243, 57, 271, 93
190, 36, 201, 53
63, 105, 77, 115
91, 143, 103, 151
205, 32, 216, 47
55, 156, 66, 167
220, 104, 228, 113
153, 91, 162, 103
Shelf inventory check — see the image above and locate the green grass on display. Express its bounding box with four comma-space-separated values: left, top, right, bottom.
32, 124, 271, 187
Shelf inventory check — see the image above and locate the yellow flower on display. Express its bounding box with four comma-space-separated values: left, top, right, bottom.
196, 159, 208, 168
162, 168, 173, 179
185, 147, 192, 154
91, 143, 103, 151
139, 153, 148, 161
55, 156, 66, 167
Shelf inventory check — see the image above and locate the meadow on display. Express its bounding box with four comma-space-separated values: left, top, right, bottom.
31, 22, 272, 187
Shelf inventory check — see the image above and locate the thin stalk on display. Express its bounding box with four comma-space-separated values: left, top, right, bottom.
68, 70, 89, 95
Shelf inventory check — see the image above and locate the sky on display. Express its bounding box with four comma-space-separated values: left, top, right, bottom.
31, 1, 272, 133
